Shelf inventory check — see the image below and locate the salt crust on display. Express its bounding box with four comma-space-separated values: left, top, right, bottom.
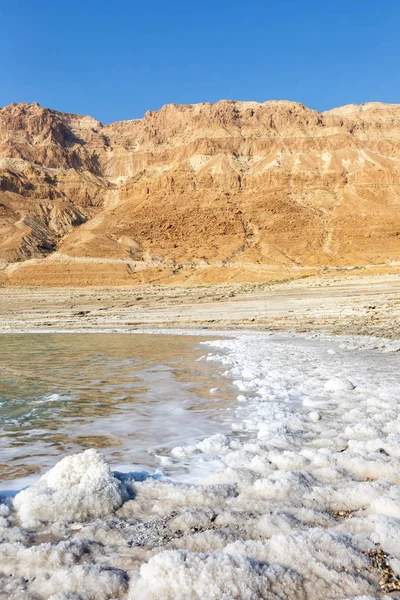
134, 549, 304, 599
13, 449, 126, 523
1, 332, 400, 599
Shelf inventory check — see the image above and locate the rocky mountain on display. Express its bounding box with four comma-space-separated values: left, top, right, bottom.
1, 99, 400, 285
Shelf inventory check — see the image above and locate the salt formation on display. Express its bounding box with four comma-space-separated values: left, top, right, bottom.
13, 449, 125, 523
134, 549, 304, 599
1, 332, 400, 599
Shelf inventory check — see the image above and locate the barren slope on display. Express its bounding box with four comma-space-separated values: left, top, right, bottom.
1, 100, 400, 285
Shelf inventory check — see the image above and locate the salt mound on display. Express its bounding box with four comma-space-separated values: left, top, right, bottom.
33, 565, 128, 599
225, 530, 373, 598
14, 449, 125, 523
324, 377, 355, 392
133, 549, 303, 600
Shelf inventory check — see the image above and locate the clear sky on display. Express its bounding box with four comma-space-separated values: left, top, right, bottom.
0, 0, 398, 123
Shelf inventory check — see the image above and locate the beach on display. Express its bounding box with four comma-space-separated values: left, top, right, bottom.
1, 273, 400, 337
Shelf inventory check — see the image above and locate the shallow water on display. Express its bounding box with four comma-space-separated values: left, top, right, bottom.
0, 333, 235, 489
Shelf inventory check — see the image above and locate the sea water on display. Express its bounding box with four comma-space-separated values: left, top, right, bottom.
0, 333, 235, 490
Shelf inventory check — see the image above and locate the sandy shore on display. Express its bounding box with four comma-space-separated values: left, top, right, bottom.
1, 273, 400, 338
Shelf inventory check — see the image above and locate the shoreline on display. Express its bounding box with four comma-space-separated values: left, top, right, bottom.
2, 328, 399, 494
2, 329, 400, 598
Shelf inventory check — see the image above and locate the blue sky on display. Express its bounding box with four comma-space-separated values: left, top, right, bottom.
0, 0, 398, 123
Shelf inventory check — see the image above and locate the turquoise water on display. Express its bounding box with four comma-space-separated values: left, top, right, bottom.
0, 333, 234, 490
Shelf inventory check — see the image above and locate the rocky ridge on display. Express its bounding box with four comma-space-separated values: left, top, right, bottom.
1, 100, 400, 285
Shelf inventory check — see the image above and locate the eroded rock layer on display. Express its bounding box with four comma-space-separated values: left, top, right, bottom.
1, 100, 400, 284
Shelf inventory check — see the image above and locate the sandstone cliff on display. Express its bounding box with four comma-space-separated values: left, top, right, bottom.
1, 99, 400, 285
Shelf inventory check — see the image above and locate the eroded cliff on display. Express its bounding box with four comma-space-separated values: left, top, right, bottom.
1, 99, 400, 285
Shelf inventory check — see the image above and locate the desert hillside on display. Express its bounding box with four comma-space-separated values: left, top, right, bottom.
1, 99, 400, 285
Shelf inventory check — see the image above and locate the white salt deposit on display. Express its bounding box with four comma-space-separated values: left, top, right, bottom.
1, 331, 400, 599
134, 549, 304, 599
324, 377, 356, 391
13, 449, 125, 523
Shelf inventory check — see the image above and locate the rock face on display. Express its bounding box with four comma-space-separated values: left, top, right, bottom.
1, 99, 400, 285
